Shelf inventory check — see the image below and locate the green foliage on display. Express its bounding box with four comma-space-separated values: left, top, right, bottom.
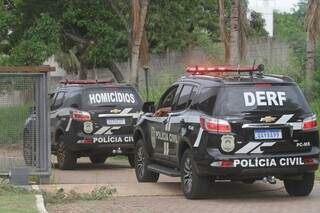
0, 181, 36, 213
273, 1, 320, 96
0, 105, 30, 144
147, 0, 221, 54
248, 11, 268, 37
43, 186, 116, 205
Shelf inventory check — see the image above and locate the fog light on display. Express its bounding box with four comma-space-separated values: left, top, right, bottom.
221, 135, 235, 153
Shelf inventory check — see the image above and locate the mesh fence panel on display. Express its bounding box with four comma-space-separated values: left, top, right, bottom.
0, 73, 49, 176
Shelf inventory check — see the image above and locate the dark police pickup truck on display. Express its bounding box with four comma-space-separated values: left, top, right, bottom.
133, 65, 319, 199
24, 80, 143, 170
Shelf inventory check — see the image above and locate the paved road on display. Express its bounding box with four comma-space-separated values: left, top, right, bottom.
46, 157, 320, 213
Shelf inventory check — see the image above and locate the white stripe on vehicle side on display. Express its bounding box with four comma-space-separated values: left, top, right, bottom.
250, 142, 276, 154
95, 127, 111, 135
235, 142, 262, 154
105, 126, 121, 135
193, 128, 204, 147
65, 118, 73, 132
275, 114, 294, 124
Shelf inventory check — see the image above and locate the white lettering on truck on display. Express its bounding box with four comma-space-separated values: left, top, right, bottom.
89, 92, 136, 105
243, 91, 287, 107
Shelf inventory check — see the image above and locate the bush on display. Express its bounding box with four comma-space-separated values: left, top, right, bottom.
43, 186, 116, 205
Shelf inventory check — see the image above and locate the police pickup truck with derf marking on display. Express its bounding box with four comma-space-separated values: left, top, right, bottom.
133, 65, 319, 199
24, 80, 143, 170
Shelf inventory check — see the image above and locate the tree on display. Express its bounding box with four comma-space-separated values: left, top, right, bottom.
248, 11, 268, 37
229, 0, 240, 65
305, 0, 320, 99
130, 0, 149, 87
219, 0, 230, 63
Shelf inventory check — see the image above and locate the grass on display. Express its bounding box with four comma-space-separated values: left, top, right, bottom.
0, 105, 31, 144
43, 186, 116, 205
0, 181, 37, 213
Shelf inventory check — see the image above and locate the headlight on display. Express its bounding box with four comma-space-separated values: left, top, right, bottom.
221, 135, 235, 153
83, 121, 94, 134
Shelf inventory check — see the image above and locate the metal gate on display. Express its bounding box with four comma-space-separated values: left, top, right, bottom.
0, 66, 52, 183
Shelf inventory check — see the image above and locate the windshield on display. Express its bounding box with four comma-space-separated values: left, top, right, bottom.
215, 84, 311, 115
83, 87, 142, 108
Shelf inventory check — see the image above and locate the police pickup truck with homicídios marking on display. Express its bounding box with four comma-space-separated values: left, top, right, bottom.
133, 65, 319, 199
24, 79, 143, 170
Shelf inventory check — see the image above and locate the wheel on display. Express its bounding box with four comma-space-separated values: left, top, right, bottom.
128, 154, 135, 168
134, 139, 159, 182
181, 149, 210, 199
284, 173, 315, 196
57, 136, 76, 170
89, 155, 107, 164
23, 130, 33, 166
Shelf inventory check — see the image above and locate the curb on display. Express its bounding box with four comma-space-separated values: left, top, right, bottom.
32, 185, 48, 213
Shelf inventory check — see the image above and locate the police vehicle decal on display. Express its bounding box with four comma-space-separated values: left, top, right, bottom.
235, 141, 277, 154
98, 108, 142, 119
88, 92, 136, 105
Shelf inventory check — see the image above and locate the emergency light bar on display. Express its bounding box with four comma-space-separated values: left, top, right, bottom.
60, 79, 114, 84
186, 64, 264, 74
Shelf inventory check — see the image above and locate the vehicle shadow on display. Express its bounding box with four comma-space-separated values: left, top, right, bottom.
156, 181, 316, 200
51, 157, 132, 171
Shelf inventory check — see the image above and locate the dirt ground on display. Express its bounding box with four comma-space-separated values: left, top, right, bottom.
44, 158, 320, 213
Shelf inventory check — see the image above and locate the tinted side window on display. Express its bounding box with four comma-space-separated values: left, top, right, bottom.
158, 85, 179, 108
52, 92, 65, 110
197, 87, 218, 115
175, 85, 193, 111
64, 91, 81, 108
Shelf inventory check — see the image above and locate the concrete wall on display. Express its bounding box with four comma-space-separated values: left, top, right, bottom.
48, 38, 290, 91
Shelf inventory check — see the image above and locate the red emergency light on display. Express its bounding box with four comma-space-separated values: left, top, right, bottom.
60, 79, 114, 84
186, 64, 264, 74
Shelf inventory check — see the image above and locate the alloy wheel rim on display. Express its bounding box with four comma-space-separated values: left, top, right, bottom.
136, 146, 145, 177
183, 157, 193, 193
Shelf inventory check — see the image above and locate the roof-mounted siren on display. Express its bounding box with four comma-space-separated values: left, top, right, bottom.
60, 79, 114, 85
186, 64, 264, 76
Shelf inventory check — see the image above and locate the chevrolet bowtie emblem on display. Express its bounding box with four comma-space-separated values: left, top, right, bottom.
111, 109, 122, 114
260, 116, 277, 123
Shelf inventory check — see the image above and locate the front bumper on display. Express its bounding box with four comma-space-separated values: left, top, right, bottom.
194, 147, 320, 178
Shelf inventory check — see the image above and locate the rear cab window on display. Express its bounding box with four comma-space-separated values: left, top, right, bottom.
82, 86, 143, 108
214, 84, 312, 116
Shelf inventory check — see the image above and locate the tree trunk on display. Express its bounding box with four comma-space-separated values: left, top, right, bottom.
229, 0, 240, 65
219, 0, 230, 63
78, 66, 87, 80
130, 0, 149, 88
107, 62, 126, 83
306, 32, 316, 100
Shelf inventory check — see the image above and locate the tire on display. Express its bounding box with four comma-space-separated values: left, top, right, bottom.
57, 136, 76, 170
128, 154, 135, 168
181, 149, 210, 199
134, 139, 159, 182
23, 130, 33, 166
89, 155, 107, 164
284, 173, 315, 196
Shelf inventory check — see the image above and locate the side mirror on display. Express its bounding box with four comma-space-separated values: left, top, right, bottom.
142, 102, 155, 113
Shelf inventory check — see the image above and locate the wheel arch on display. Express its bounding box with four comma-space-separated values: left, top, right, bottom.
55, 128, 65, 144
133, 127, 145, 145
178, 137, 192, 166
